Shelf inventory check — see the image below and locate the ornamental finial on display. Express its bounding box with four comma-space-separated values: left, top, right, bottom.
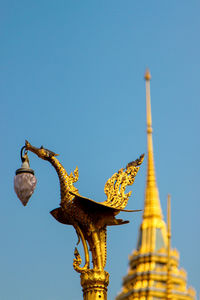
144, 69, 151, 81
144, 69, 163, 220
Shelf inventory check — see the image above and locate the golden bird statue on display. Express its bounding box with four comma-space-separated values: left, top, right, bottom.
25, 140, 144, 273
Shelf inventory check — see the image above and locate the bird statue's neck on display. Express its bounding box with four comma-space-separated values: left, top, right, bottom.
49, 156, 79, 203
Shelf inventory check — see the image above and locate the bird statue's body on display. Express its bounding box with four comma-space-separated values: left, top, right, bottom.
25, 140, 144, 273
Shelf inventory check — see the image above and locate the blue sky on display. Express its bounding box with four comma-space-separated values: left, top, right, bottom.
1, 1, 199, 299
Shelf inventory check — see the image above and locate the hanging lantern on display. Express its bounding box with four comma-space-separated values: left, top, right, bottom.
14, 146, 37, 206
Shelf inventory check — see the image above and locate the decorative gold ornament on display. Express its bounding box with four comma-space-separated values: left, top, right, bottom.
23, 140, 144, 299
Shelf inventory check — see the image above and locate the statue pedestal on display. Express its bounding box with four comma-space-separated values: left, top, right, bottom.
80, 270, 109, 300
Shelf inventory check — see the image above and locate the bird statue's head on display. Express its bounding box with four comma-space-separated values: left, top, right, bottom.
25, 140, 58, 160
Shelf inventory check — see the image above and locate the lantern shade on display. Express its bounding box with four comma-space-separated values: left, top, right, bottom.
14, 173, 37, 206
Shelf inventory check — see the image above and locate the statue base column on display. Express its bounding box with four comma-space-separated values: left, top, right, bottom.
80, 270, 109, 300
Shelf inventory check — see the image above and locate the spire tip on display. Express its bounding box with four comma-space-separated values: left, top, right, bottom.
144, 69, 151, 81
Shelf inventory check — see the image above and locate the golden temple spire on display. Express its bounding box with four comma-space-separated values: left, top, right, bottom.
143, 69, 163, 220
115, 70, 196, 300
166, 194, 172, 299
136, 69, 167, 254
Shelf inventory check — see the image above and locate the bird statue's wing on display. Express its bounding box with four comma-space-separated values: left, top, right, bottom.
70, 192, 141, 213
102, 154, 144, 210
70, 154, 144, 213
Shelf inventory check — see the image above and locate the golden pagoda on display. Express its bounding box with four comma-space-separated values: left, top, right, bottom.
116, 70, 196, 300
